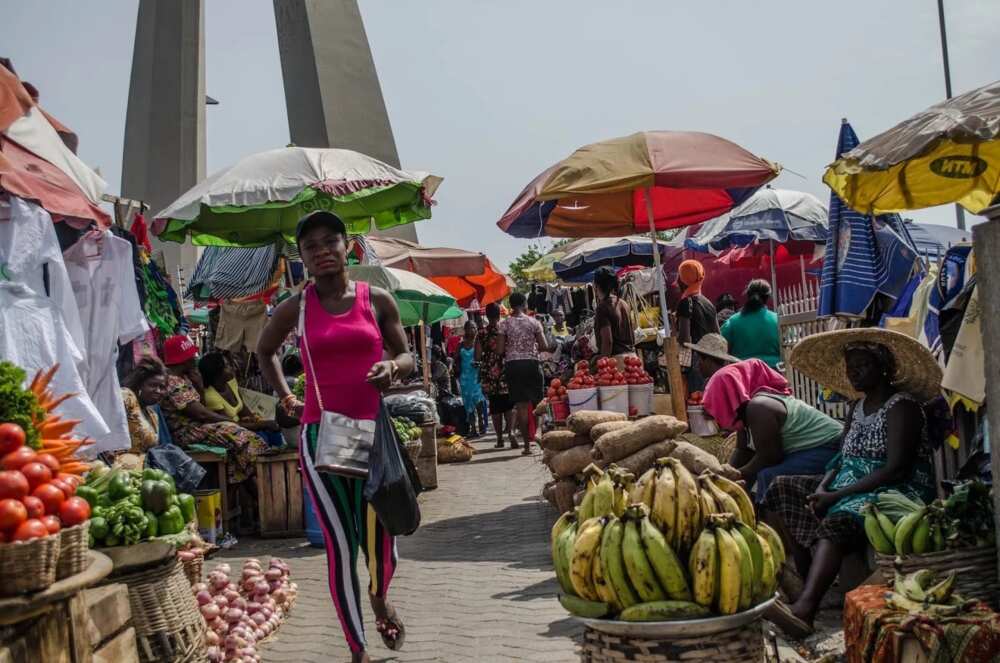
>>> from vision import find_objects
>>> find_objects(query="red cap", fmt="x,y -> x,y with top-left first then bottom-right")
163,334 -> 198,366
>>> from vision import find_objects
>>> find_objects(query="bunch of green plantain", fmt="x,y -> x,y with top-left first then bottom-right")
628,457 -> 757,559
551,501 -> 786,621
886,569 -> 976,618
864,501 -> 951,556
869,483 -> 995,555
577,463 -> 634,522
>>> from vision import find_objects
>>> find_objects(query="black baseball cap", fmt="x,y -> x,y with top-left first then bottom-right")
294,211 -> 347,243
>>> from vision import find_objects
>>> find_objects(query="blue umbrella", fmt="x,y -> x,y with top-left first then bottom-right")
553,235 -> 678,283
684,187 -> 829,253
819,120 -> 921,318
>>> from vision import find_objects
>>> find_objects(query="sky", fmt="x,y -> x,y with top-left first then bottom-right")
5,0 -> 999,270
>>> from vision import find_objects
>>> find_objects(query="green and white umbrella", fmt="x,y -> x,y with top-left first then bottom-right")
152,147 -> 443,247
348,265 -> 462,326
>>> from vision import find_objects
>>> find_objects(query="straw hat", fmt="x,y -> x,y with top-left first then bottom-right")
789,328 -> 942,402
685,333 -> 739,364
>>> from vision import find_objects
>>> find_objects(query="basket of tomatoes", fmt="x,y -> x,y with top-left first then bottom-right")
546,379 -> 570,422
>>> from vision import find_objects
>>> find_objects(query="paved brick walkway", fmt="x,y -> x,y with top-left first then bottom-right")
217,437 -> 580,662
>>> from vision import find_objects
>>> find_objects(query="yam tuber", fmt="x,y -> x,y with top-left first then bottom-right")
540,430 -> 592,452
591,415 -> 687,462
549,444 -> 596,478
566,410 -> 627,435
589,420 -> 633,442
669,440 -> 724,475
610,440 -> 677,477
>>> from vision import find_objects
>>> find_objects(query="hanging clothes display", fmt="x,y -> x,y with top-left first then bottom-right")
942,286 -> 984,411
214,300 -> 268,353
0,281 -> 109,445
0,196 -> 85,348
139,257 -> 184,334
64,230 -> 150,454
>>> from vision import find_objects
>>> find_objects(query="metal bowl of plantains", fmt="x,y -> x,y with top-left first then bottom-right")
577,595 -> 777,638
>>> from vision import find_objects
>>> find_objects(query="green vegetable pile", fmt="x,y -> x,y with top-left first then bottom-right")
80,466 -> 197,547
0,361 -> 44,449
392,416 -> 422,442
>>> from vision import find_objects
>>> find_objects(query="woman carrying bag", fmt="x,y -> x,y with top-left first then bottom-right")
257,211 -> 415,662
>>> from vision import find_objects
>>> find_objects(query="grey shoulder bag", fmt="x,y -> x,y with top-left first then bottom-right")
298,286 -> 375,478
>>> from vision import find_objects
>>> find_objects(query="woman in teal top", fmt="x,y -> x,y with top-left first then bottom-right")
721,279 -> 781,368
702,358 -> 843,504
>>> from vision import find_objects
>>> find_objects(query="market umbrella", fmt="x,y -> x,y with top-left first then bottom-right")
152,146 -> 443,247
366,237 -> 486,277
187,245 -> 281,302
429,258 -> 510,308
554,235 -> 672,283
819,121 -> 921,318
347,265 -> 462,327
904,220 -> 971,259
823,79 -> 1000,215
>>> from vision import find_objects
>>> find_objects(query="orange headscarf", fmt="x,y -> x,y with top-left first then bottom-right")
677,259 -> 705,299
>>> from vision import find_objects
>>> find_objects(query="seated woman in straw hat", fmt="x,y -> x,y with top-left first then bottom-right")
763,328 -> 941,638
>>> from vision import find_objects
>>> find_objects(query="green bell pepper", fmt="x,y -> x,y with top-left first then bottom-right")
96,493 -> 112,509
89,516 -> 109,540
177,493 -> 196,524
144,510 -> 158,538
104,533 -> 120,547
140,479 -> 173,514
108,472 -> 133,502
76,485 -> 100,508
157,505 -> 185,536
142,468 -> 176,492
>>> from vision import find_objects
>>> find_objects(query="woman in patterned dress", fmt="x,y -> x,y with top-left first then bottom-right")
477,302 -> 515,448
158,335 -> 267,484
120,356 -> 172,454
763,331 -> 940,637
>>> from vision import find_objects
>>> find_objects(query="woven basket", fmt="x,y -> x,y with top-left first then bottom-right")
404,439 -> 421,465
56,521 -> 90,580
875,545 -> 1000,608
109,556 -> 207,662
180,549 -> 204,587
0,531 -> 61,596
580,622 -> 764,662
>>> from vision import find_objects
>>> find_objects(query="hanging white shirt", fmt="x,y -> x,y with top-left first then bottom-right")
0,282 -> 109,449
0,196 -> 86,351
64,231 -> 149,454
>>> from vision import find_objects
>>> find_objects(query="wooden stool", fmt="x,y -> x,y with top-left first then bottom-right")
255,451 -> 304,538
189,451 -> 236,537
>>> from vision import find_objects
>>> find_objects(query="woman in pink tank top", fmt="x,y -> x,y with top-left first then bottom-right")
257,212 -> 414,662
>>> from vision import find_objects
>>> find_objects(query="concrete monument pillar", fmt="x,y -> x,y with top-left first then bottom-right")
121,0 -> 205,279
273,0 -> 417,241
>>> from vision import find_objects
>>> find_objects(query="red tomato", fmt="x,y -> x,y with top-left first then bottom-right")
22,495 -> 44,519
0,423 -> 25,456
0,498 -> 27,530
551,379 -> 562,389
32,483 -> 65,515
40,514 -> 61,534
34,453 -> 61,473
20,462 -> 53,492
50,479 -> 75,498
1,446 -> 37,471
0,470 -> 29,500
558,386 -> 567,396
12,518 -> 49,541
57,473 -> 81,488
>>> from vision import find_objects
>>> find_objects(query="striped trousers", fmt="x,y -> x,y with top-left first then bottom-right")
300,424 -> 398,653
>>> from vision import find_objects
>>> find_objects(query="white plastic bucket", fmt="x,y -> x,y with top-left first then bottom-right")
687,406 -> 720,436
599,385 -> 629,415
628,383 -> 653,416
568,387 -> 599,414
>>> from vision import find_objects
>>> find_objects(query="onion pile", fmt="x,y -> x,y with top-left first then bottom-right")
192,558 -> 298,662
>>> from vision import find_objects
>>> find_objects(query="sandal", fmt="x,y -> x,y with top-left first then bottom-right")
521,444 -> 533,456
375,611 -> 406,651
764,599 -> 814,640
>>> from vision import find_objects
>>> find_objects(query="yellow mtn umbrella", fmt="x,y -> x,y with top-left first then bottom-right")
823,79 -> 1000,215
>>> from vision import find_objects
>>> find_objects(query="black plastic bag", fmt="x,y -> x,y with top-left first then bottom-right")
145,443 -> 207,495
364,403 -> 422,536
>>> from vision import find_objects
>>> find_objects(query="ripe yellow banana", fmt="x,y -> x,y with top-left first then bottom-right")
697,484 -> 718,534
733,521 -> 764,601
622,515 -> 666,602
651,463 -> 677,543
618,600 -> 710,621
728,523 -> 754,611
754,532 -> 777,604
592,473 -> 616,519
570,517 -> 605,601
551,511 -> 575,553
688,528 -> 718,609
591,533 -> 621,611
578,482 -> 596,522
553,522 -> 578,596
631,467 -> 656,507
709,473 -> 757,527
756,521 -> 786,570
600,517 -> 639,610
701,475 -> 743,524
639,514 -> 692,601
714,527 -> 742,615
666,458 -> 700,553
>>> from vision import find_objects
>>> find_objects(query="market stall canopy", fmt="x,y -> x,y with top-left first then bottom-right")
348,265 -> 462,326
429,258 -> 510,308
152,146 -> 443,247
187,244 -> 282,302
523,238 -> 592,282
554,235 -> 678,283
905,220 -> 971,258
824,79 -> 1000,215
684,188 -> 828,253
0,63 -> 109,227
497,131 -> 780,238
366,236 -> 486,277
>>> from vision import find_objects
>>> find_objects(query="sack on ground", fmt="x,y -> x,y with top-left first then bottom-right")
364,404 -> 422,536
592,415 -> 686,462
438,437 -> 474,463
566,410 -> 627,435
540,430 -> 591,452
550,444 -> 596,478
